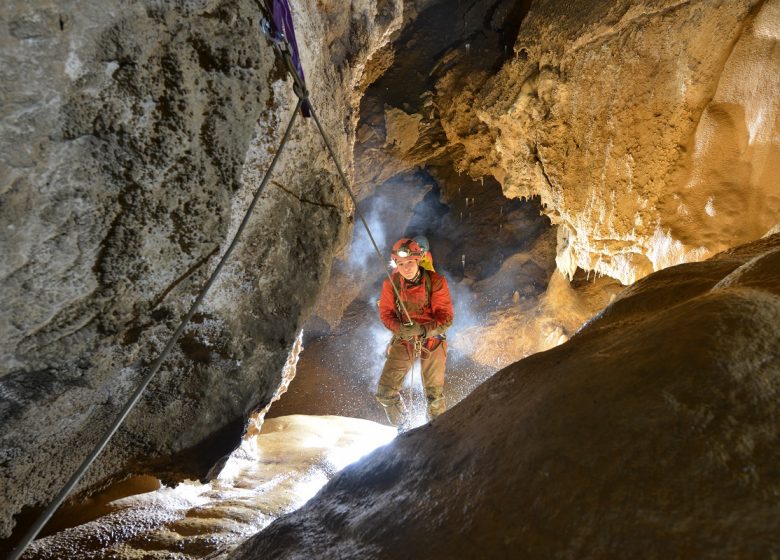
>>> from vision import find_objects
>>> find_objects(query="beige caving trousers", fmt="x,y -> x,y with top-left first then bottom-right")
375,338 -> 447,424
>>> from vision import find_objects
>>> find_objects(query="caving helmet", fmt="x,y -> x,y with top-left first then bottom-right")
391,237 -> 425,262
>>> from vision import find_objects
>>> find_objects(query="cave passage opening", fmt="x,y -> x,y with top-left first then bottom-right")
267,167 -> 560,427
2,1 -> 625,557
265,0 -> 609,426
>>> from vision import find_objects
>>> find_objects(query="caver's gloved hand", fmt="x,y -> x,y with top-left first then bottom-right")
398,321 -> 425,340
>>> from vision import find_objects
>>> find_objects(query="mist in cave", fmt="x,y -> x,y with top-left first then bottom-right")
2,0 -> 779,558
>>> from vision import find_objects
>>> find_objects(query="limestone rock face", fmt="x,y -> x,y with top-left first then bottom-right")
350,0 -> 780,287
446,0 -> 780,284
451,267 -> 622,369
0,0 -> 401,538
353,0 -> 527,195
230,233 -> 780,560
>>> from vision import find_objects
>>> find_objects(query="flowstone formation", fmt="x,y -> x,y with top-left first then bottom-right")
231,233 -> 780,560
352,0 -> 780,285
22,415 -> 396,559
0,0 -> 402,540
447,0 -> 780,284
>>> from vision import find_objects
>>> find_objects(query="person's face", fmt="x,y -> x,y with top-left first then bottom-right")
395,257 -> 420,280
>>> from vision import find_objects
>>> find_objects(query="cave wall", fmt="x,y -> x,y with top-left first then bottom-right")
0,0 -> 401,539
446,0 -> 780,284
236,2 -> 780,555
348,0 -> 780,287
3,0 -> 778,547
231,233 -> 780,560
354,0 -> 528,194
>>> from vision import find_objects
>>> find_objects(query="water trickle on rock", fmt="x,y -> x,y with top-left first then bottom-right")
27,416 -> 396,559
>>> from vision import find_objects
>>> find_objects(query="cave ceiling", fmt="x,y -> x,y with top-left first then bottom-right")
1,0 -> 779,556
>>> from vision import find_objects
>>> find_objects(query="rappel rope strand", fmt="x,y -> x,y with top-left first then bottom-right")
289,51 -> 426,425
8,100 -> 303,560
274,43 -> 414,327
268,20 -> 419,419
278,36 -> 424,423
309,104 -> 414,325
12,23 -> 415,559
410,338 -> 423,421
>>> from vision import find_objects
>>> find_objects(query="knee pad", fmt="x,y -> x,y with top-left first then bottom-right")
375,385 -> 401,407
424,386 -> 444,403
424,386 -> 446,419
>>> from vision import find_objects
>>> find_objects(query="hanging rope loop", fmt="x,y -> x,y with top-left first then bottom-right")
7,98 -> 305,560
293,80 -> 309,101
10,13 -> 413,558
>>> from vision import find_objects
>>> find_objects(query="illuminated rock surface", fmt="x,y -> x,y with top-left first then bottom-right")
231,234 -> 780,559
2,0 -> 779,555
354,0 -> 780,285
0,0 -> 401,538
22,415 -> 395,559
446,0 -> 780,284
272,183 -> 622,423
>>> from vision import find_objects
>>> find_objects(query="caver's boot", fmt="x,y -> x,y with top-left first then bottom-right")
425,386 -> 446,421
375,386 -> 408,427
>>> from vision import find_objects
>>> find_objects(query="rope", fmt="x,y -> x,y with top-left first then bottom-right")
8,99 -> 303,560
271,39 -> 414,326
274,31 -> 423,420
12,19 -> 415,559
297,58 -> 430,420
410,338 -> 423,419
307,102 -> 413,325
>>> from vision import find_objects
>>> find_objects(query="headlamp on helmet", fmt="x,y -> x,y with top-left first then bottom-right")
391,238 -> 424,262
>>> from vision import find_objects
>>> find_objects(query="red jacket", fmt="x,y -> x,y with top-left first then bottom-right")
379,269 -> 454,338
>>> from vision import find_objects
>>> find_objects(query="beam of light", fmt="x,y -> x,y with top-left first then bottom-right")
291,470 -> 331,507
326,423 -> 397,471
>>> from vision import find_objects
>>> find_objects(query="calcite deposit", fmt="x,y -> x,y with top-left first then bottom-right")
3,0 -> 779,556
353,0 -> 526,194
353,0 -> 780,285
22,415 -> 396,560
448,0 -> 780,284
231,233 -> 780,560
0,0 -> 402,540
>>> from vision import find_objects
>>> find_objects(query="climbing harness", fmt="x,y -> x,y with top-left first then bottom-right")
413,337 -> 423,360
10,7 -> 415,558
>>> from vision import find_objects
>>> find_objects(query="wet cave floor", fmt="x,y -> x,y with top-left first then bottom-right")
269,168 -> 579,423
16,172 -> 573,560
12,165 -> 621,560
20,416 -> 396,560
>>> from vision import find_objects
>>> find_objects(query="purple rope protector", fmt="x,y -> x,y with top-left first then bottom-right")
270,0 -> 311,116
